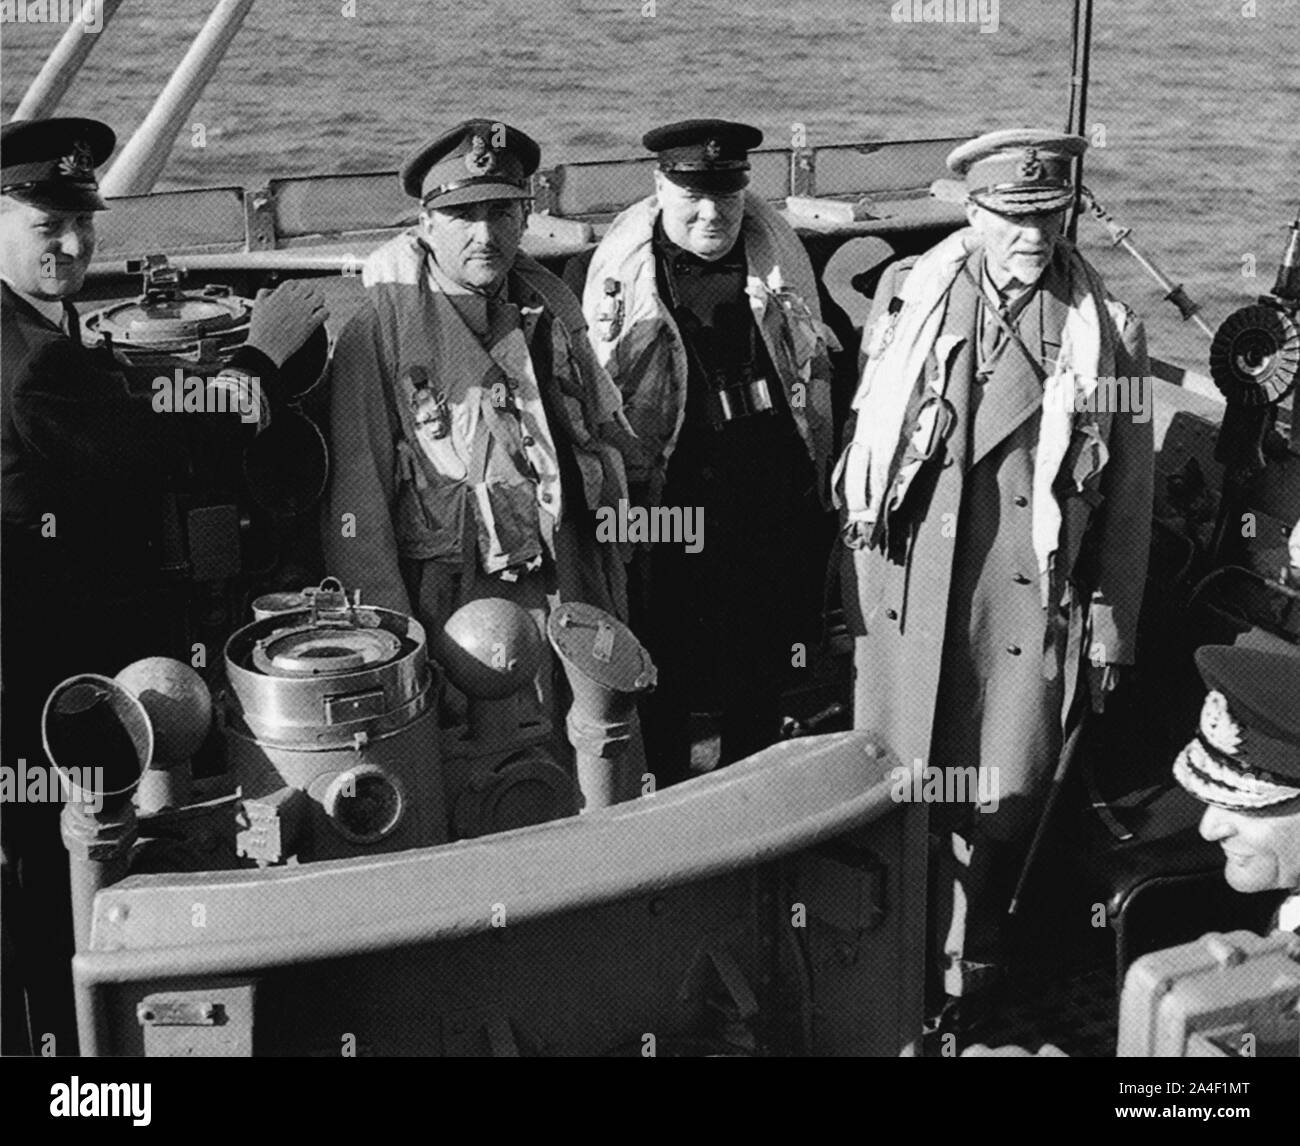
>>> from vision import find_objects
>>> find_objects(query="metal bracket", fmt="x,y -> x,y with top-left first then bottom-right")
790,147 -> 816,198
236,786 -> 306,866
138,981 -> 255,1056
244,185 -> 278,251
530,166 -> 563,215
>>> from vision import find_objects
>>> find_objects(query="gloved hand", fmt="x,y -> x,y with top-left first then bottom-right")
246,281 -> 329,368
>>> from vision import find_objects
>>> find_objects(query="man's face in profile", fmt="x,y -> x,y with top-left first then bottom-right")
0,196 -> 97,300
1199,798 -> 1300,895
420,198 -> 525,293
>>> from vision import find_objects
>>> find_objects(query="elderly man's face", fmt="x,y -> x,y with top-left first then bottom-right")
1199,799 -> 1300,895
420,198 -> 525,293
0,196 -> 96,300
655,172 -> 745,261
967,202 -> 1064,293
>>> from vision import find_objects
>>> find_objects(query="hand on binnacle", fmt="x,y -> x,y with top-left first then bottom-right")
247,280 -> 330,368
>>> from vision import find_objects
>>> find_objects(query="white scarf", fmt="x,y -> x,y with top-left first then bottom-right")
839,228 -> 1123,601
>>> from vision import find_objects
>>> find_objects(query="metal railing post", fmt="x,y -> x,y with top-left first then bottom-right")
100,0 -> 255,198
11,0 -> 126,120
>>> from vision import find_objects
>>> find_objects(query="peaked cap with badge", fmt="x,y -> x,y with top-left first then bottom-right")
946,127 -> 1087,216
400,119 -> 541,210
643,118 -> 763,194
1173,645 -> 1300,811
0,116 -> 116,212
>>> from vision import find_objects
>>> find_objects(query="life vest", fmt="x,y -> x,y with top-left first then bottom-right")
363,231 -> 628,575
581,193 -> 837,505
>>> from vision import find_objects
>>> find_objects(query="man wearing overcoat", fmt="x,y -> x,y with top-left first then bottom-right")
323,120 -> 635,781
835,128 -> 1155,1026
573,119 -> 838,787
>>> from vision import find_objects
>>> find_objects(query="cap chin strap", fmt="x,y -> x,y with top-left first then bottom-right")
421,175 -> 528,207
658,159 -> 750,173
969,196 -> 1071,222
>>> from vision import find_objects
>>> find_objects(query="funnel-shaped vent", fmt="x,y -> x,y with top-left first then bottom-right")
41,675 -> 154,802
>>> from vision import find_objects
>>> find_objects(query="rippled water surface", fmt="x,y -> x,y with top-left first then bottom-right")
3,0 -> 1297,365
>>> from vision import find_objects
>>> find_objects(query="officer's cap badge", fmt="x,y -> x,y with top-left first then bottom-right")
1200,690 -> 1243,756
464,135 -> 497,176
704,138 -> 721,161
58,140 -> 97,180
1017,148 -> 1044,182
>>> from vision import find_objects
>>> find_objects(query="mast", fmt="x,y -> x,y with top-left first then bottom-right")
100,0 -> 256,198
1065,0 -> 1094,242
11,0 -> 126,120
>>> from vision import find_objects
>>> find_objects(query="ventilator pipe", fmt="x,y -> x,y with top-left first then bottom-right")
115,658 -> 213,814
43,675 -> 153,953
548,604 -> 657,811
11,0 -> 126,120
434,598 -> 547,747
100,0 -> 255,198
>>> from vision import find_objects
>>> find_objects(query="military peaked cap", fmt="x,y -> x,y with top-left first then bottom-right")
401,119 -> 540,209
0,117 -> 115,212
947,127 -> 1087,216
1173,644 -> 1300,810
643,119 -> 763,194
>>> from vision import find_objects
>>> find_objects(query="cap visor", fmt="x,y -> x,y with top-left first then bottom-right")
424,182 -> 532,210
662,169 -> 749,194
1173,737 -> 1300,810
8,185 -> 109,213
971,188 -> 1073,216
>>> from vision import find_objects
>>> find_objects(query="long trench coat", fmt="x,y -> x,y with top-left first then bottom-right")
842,245 -> 1154,846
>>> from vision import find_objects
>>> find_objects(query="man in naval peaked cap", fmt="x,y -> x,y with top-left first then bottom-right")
1,117 -> 327,1054
324,119 -> 640,813
570,119 -> 837,789
0,116 -> 115,213
834,127 -> 1155,1033
1173,645 -> 1300,933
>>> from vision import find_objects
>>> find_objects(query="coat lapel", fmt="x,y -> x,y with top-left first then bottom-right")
935,263 -> 979,469
969,298 -> 1044,468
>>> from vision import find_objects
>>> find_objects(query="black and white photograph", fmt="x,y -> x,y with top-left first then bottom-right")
0,0 -> 1296,1113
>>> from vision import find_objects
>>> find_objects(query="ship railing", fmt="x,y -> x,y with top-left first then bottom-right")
88,137 -> 971,266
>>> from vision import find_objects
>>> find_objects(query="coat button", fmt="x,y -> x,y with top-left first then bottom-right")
1013,494 -> 1029,508
885,608 -> 899,621
1012,572 -> 1031,585
541,492 -> 553,504
1006,644 -> 1021,655
522,435 -> 536,447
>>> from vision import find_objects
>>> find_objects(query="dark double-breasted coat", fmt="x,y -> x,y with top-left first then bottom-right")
1,282 -> 273,1052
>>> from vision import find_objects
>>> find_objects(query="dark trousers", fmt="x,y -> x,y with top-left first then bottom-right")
629,417 -> 821,789
634,560 -> 788,787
